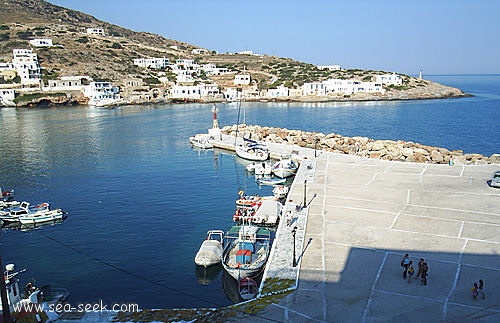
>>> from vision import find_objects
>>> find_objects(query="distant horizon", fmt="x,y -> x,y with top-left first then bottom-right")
47,0 -> 500,75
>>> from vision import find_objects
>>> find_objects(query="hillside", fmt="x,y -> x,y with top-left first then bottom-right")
0,0 -> 467,103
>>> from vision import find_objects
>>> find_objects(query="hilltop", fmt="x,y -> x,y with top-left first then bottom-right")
0,0 -> 467,106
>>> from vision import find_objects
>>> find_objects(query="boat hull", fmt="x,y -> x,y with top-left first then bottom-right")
18,209 -> 65,225
195,240 -> 223,267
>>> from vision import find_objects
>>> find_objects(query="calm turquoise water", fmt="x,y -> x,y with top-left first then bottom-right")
0,75 -> 498,309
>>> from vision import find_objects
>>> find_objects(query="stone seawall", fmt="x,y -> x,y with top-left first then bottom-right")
222,124 -> 500,165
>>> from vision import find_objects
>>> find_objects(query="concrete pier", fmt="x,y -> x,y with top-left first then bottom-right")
226,138 -> 500,322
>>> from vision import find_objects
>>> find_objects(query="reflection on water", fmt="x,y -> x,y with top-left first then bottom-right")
195,263 -> 223,286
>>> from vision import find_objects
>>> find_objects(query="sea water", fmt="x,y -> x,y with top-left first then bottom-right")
0,75 -> 498,309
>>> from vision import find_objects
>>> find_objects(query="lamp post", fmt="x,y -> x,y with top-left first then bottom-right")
314,139 -> 318,158
303,180 -> 307,208
292,226 -> 297,267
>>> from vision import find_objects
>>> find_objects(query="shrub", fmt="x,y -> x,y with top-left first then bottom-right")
76,36 -> 89,43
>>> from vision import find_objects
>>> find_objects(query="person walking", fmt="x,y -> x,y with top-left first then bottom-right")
416,258 -> 425,279
420,262 -> 428,286
478,279 -> 486,299
401,254 -> 410,279
471,283 -> 479,300
407,261 -> 415,284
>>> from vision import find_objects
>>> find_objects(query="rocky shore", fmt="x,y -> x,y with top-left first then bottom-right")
222,124 -> 500,165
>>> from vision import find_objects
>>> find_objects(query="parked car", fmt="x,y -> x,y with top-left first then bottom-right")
490,171 -> 500,188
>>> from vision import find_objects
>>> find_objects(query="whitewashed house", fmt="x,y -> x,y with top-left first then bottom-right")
12,49 -> 41,86
234,73 -> 251,86
83,81 -> 120,107
302,82 -> 326,96
29,38 -> 53,47
46,76 -> 89,91
133,57 -> 170,69
265,85 -> 290,98
170,84 -> 220,100
222,88 -> 240,101
192,48 -> 209,54
375,73 -> 403,85
175,59 -> 198,70
0,89 -> 15,106
86,28 -> 105,36
317,64 -> 341,71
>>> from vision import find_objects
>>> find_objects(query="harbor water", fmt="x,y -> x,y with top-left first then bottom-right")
0,75 -> 498,309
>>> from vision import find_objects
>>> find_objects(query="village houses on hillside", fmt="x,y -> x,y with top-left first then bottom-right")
0,24 -> 405,107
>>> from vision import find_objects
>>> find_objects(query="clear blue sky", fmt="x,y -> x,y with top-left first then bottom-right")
48,0 -> 500,75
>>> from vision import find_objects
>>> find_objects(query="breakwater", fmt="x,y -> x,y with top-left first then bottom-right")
221,124 -> 500,165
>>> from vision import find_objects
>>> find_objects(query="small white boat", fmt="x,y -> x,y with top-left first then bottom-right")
255,177 -> 286,186
254,162 -> 273,176
272,159 -> 299,178
194,230 -> 224,267
251,198 -> 282,226
7,201 -> 67,225
239,277 -> 258,300
272,185 -> 289,199
222,225 -> 271,280
1,201 -> 51,224
189,134 -> 213,149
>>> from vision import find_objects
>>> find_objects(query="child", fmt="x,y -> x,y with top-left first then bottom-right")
407,261 -> 415,283
471,283 -> 479,300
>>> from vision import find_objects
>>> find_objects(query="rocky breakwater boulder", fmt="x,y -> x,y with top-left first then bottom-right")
221,124 -> 500,165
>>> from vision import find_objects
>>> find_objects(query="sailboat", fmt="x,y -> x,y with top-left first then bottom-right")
234,93 -> 269,161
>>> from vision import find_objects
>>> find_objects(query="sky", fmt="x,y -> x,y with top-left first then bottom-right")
47,0 -> 500,75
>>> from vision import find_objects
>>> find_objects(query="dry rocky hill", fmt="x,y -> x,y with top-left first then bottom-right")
0,0 -> 467,105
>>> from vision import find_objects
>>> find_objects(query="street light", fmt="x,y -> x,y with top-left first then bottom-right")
292,226 -> 297,267
303,180 -> 307,208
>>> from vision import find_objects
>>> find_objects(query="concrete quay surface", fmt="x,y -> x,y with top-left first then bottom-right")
229,141 -> 500,322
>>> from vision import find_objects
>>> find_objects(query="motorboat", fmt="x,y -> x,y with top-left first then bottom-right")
194,230 -> 224,267
272,159 -> 299,178
239,277 -> 259,300
222,225 -> 271,280
189,134 -> 213,149
272,185 -> 290,199
6,201 -> 67,225
251,198 -> 282,226
254,162 -> 273,176
0,201 -> 51,224
255,177 -> 286,186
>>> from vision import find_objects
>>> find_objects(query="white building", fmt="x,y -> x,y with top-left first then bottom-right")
29,38 -> 53,47
304,78 -> 385,96
234,73 -> 251,85
133,57 -> 170,69
170,84 -> 220,100
302,82 -> 326,96
0,89 -> 15,106
265,85 -> 290,98
192,48 -> 209,54
375,73 -> 403,85
12,49 -> 41,86
83,81 -> 120,107
317,65 -> 341,71
86,28 -> 105,36
46,76 -> 89,91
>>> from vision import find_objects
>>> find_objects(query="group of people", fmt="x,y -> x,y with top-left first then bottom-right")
471,279 -> 486,300
401,254 -> 428,285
